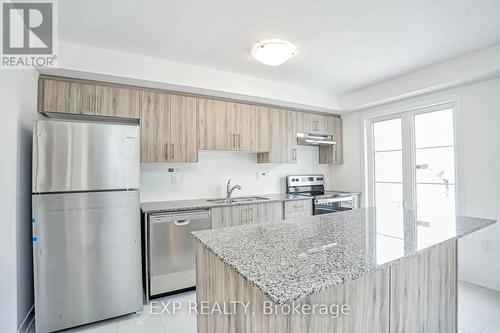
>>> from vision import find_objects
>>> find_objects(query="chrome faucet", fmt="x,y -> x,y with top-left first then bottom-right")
226,179 -> 242,201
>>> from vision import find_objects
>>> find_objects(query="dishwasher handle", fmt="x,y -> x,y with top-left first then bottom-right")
150,210 -> 210,224
174,219 -> 190,226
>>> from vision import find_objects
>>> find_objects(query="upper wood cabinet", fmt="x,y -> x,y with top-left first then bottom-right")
140,91 -> 198,163
319,116 -> 343,164
40,79 -> 94,115
257,108 -> 297,163
37,76 -> 343,165
95,85 -> 140,119
198,100 -> 270,152
297,112 -> 329,134
39,77 -> 140,119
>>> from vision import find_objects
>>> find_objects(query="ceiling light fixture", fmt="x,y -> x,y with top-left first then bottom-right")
251,39 -> 297,66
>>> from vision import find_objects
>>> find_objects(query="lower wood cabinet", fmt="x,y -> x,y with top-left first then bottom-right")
211,202 -> 283,229
283,199 -> 313,220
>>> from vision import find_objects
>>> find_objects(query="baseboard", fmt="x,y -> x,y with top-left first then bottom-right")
18,305 -> 35,333
459,278 -> 500,293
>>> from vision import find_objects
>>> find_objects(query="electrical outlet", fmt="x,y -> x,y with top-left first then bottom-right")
482,239 -> 493,253
256,171 -> 270,181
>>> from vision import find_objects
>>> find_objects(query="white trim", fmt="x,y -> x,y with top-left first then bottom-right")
361,94 -> 462,214
17,305 -> 34,333
459,278 -> 500,293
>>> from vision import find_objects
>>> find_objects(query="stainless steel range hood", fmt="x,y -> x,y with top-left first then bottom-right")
297,133 -> 336,146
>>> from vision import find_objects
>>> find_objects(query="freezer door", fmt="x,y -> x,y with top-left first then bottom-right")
33,120 -> 140,193
32,191 -> 143,333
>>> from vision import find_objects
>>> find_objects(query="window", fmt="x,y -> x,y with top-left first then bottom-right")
365,103 -> 457,221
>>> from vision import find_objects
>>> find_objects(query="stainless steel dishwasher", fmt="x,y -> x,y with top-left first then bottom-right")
148,210 -> 211,297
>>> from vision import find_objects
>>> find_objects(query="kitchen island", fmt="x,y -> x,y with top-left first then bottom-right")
192,208 -> 495,333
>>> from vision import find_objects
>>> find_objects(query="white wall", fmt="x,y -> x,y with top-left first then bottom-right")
332,76 -> 500,291
338,44 -> 500,110
0,70 -> 40,333
140,146 -> 332,202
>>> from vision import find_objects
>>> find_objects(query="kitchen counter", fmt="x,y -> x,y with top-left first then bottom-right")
193,207 -> 495,332
140,193 -> 312,214
193,207 -> 495,304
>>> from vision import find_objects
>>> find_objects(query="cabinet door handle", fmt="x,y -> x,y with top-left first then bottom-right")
242,208 -> 248,224
232,134 -> 235,149
165,144 -> 169,160
171,143 -> 174,160
238,134 -> 241,149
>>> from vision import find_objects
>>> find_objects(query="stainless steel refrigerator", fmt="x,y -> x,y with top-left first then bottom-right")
32,119 -> 143,333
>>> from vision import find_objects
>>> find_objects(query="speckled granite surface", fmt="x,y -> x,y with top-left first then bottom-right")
140,193 -> 310,214
192,207 -> 496,304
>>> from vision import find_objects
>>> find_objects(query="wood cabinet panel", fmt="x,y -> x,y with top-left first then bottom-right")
169,94 -> 198,162
95,85 -> 140,119
198,99 -> 232,150
40,78 -> 140,118
257,108 -> 297,163
283,199 -> 313,220
297,112 -> 328,134
140,91 -> 170,162
255,106 -> 270,152
41,79 -> 95,115
319,117 -> 343,164
389,239 -> 457,333
211,202 -> 283,229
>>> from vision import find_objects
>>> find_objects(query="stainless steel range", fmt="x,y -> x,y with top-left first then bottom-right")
286,174 -> 360,215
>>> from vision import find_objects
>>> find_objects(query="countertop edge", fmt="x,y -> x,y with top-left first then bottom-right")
140,194 -> 315,214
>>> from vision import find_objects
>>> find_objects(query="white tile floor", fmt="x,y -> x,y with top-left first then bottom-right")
30,281 -> 500,332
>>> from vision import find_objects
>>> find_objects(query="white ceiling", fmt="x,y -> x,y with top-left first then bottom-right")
59,0 -> 500,95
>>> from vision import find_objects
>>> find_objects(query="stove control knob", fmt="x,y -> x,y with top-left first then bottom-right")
317,177 -> 323,181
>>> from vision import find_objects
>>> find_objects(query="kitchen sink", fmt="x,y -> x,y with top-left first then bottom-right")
206,196 -> 270,204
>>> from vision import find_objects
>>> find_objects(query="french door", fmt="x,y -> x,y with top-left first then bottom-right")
366,103 -> 457,220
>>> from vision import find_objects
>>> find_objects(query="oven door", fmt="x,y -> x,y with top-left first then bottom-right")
314,196 -> 354,215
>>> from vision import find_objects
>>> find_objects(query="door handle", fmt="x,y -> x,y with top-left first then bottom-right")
165,144 -> 169,160
174,220 -> 191,226
171,143 -> 174,160
238,134 -> 241,149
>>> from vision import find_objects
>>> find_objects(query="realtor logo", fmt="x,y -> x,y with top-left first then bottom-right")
1,0 -> 57,68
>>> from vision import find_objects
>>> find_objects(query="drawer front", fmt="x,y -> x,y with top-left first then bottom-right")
284,199 -> 312,220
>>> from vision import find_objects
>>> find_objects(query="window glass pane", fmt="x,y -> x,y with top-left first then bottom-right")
375,183 -> 403,210
375,151 -> 403,182
374,118 -> 402,151
414,109 -> 454,148
416,184 -> 455,217
416,147 -> 455,184
375,202 -> 404,238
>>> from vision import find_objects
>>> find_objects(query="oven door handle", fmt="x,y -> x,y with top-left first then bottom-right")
315,196 -> 353,204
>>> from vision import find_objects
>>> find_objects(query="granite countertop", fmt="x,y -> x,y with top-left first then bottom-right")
140,193 -> 312,214
192,207 -> 496,304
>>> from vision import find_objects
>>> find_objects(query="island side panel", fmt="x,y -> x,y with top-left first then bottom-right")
196,242 -> 390,333
389,239 -> 457,333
